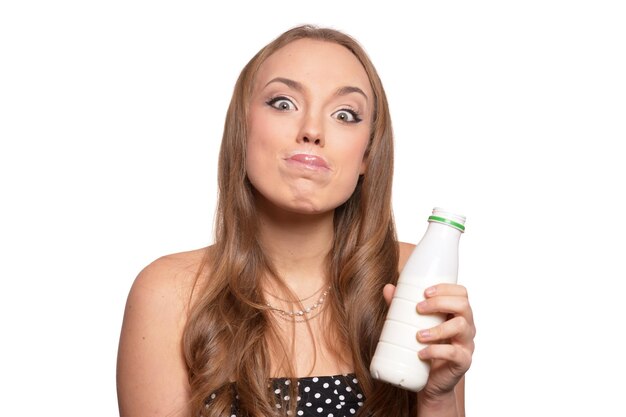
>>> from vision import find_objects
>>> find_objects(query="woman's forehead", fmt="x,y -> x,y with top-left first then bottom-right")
253,39 -> 372,98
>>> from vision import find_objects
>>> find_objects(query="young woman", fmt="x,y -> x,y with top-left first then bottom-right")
117,25 -> 475,417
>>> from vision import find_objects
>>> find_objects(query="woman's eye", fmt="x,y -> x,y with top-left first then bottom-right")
266,97 -> 296,111
333,109 -> 361,123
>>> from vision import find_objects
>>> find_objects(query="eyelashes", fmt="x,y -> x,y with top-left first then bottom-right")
266,96 -> 297,111
332,109 -> 362,123
265,96 -> 363,124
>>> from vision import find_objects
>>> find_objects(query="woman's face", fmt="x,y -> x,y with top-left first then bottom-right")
246,38 -> 373,215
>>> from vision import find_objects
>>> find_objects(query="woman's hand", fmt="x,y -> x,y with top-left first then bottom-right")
383,283 -> 475,401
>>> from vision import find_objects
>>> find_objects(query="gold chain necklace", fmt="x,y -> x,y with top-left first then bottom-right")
266,282 -> 327,303
266,286 -> 331,323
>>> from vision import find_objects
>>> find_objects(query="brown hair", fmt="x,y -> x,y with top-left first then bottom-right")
183,25 -> 413,417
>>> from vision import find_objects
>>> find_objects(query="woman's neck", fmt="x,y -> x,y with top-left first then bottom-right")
256,200 -> 334,296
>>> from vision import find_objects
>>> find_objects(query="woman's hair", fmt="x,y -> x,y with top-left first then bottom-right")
183,25 -> 413,417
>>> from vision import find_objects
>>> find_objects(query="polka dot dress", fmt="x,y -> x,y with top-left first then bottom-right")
207,374 -> 364,416
281,374 -> 363,416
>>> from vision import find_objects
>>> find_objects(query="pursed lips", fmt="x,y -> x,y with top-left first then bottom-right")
284,153 -> 331,171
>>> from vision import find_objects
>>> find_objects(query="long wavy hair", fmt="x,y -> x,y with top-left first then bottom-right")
183,25 -> 413,417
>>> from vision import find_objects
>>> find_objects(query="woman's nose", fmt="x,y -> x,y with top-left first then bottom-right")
302,135 -> 323,146
298,112 -> 325,147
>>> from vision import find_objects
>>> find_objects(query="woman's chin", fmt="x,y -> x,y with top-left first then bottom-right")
260,197 -> 336,218
278,201 -> 333,216
251,186 -> 352,218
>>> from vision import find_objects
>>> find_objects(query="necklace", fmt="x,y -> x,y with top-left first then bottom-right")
266,286 -> 331,323
266,282 -> 327,303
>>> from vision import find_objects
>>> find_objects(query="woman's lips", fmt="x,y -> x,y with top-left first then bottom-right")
285,153 -> 330,170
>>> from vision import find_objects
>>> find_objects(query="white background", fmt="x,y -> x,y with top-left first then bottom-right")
1,1 -> 625,415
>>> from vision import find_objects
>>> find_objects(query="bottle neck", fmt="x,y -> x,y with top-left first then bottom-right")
423,220 -> 463,242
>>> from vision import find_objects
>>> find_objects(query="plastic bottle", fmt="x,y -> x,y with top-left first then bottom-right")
370,207 -> 466,392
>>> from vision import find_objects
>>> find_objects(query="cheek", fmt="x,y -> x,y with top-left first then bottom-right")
247,110 -> 271,146
340,131 -> 370,174
247,110 -> 297,153
245,115 -> 291,185
246,112 -> 273,172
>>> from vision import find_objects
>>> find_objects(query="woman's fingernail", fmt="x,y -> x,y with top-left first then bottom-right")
418,329 -> 430,339
425,287 -> 436,297
417,301 -> 427,312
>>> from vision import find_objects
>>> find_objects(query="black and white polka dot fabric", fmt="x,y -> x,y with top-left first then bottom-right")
208,373 -> 364,416
278,374 -> 364,416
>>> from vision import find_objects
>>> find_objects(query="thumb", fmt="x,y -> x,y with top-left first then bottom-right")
382,283 -> 396,306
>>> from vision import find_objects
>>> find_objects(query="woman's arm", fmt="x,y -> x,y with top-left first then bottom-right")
117,254 -> 199,417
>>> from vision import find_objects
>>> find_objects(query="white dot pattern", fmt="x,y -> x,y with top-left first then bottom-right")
205,374 -> 364,416
278,374 -> 362,417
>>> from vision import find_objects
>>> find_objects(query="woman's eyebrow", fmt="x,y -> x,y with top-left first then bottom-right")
335,86 -> 368,102
264,77 -> 304,92
264,77 -> 368,102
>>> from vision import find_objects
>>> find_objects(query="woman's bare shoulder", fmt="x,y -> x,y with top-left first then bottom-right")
140,246 -> 210,280
117,246 -> 211,417
132,246 -> 211,304
397,241 -> 416,272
